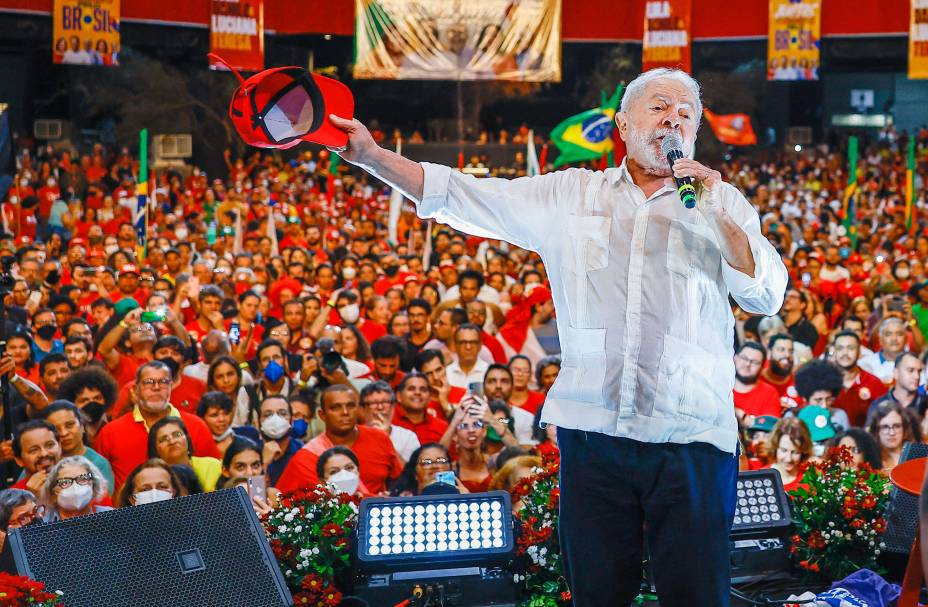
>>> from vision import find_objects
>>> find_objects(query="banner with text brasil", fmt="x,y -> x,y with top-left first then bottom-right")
53,0 -> 120,66
767,0 -> 821,81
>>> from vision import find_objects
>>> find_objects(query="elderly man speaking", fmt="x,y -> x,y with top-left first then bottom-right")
330,68 -> 787,606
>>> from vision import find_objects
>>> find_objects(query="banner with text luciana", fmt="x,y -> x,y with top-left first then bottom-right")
767,0 -> 821,81
53,0 -> 120,66
209,0 -> 264,73
910,0 -> 928,79
642,0 -> 691,73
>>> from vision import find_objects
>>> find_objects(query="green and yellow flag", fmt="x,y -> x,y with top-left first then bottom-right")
551,84 -> 623,167
841,136 -> 859,249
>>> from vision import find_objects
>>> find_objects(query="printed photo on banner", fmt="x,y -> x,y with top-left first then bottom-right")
642,0 -> 691,73
209,0 -> 265,73
52,0 -> 120,66
353,0 -> 561,82
767,0 -> 821,81
909,0 -> 928,79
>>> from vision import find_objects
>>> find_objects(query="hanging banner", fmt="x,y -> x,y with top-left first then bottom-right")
910,0 -> 928,79
642,0 -> 692,73
209,0 -> 264,73
353,0 -> 561,82
53,0 -> 120,66
767,0 -> 821,81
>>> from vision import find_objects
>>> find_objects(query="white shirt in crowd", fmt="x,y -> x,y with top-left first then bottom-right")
446,358 -> 490,390
415,159 -> 787,454
389,425 -> 421,463
857,350 -> 896,385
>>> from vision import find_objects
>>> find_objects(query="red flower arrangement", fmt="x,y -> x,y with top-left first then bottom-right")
509,453 -> 571,607
263,484 -> 360,607
0,573 -> 63,606
788,445 -> 890,580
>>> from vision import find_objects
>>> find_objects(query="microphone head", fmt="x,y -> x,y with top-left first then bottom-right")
660,131 -> 684,158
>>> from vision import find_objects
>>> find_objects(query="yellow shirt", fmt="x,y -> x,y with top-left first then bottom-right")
190,456 -> 223,493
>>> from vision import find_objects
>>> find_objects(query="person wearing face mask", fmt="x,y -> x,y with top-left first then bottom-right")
197,391 -> 260,455
254,340 -> 295,402
31,308 -> 63,364
317,446 -> 370,497
257,395 -> 303,486
95,361 -> 220,490
40,455 -> 112,522
116,458 -> 184,508
276,385 -> 402,496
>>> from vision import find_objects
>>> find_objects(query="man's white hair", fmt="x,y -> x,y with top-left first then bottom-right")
620,68 -> 702,128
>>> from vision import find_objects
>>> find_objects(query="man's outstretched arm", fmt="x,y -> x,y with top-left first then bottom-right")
328,115 -> 424,202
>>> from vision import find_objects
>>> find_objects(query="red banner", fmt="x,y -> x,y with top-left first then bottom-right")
703,109 -> 757,146
209,0 -> 264,73
642,0 -> 691,72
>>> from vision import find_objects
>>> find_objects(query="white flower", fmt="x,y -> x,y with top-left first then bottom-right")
278,525 -> 288,533
875,549 -> 881,555
312,546 -> 320,555
294,525 -> 303,533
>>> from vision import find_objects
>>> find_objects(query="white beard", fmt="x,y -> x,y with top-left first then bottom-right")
624,122 -> 695,176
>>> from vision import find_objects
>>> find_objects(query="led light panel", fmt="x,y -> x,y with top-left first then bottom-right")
356,491 -> 514,571
731,470 -> 792,538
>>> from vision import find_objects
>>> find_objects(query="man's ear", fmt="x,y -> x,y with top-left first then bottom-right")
615,112 -> 629,142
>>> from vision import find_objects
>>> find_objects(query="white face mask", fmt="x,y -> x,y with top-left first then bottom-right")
328,469 -> 360,495
342,266 -> 357,280
133,489 -> 173,505
104,244 -> 119,255
252,284 -> 266,296
175,227 -> 189,240
897,269 -> 911,279
339,303 -> 360,324
57,483 -> 94,511
20,179 -> 29,187
261,414 -> 291,440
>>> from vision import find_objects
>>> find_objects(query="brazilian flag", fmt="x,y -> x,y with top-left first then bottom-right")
551,84 -> 623,167
841,136 -> 859,248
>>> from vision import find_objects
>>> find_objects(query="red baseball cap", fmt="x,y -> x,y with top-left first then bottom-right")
68,237 -> 87,250
210,53 -> 354,150
118,264 -> 140,277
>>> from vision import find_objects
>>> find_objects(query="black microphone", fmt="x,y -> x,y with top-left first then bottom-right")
660,132 -> 697,209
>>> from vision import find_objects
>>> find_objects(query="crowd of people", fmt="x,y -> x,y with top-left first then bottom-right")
0,123 -> 925,557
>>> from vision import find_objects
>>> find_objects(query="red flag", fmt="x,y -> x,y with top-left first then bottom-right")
457,151 -> 464,170
703,109 -> 757,146
597,152 -> 609,171
538,144 -> 548,175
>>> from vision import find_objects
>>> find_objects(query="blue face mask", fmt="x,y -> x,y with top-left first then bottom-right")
839,246 -> 850,260
263,359 -> 285,384
291,418 -> 309,439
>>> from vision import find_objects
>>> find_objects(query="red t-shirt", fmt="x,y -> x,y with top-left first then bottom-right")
834,369 -> 887,428
224,319 -> 264,359
359,319 -> 387,345
511,391 -> 546,416
276,426 -> 403,496
392,408 -> 449,445
426,386 -> 466,420
95,407 -> 221,490
733,382 -> 782,418
185,319 -> 214,344
106,352 -> 151,391
759,369 -> 798,409
113,375 -> 207,417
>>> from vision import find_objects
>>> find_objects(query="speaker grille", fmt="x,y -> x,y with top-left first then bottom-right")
883,442 -> 928,555
13,489 -> 289,607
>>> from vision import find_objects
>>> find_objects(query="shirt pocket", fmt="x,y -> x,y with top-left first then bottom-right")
561,214 -> 611,328
652,334 -> 732,424
666,219 -> 720,280
549,325 -> 607,405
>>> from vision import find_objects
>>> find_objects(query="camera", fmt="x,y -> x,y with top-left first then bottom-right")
316,337 -> 343,375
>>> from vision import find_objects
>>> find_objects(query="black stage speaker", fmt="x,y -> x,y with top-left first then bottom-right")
883,442 -> 928,555
1,487 -> 293,607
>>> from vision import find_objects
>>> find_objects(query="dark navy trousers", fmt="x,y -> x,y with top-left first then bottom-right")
557,428 -> 738,607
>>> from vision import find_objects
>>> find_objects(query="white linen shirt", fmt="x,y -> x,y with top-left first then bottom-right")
415,160 -> 788,454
